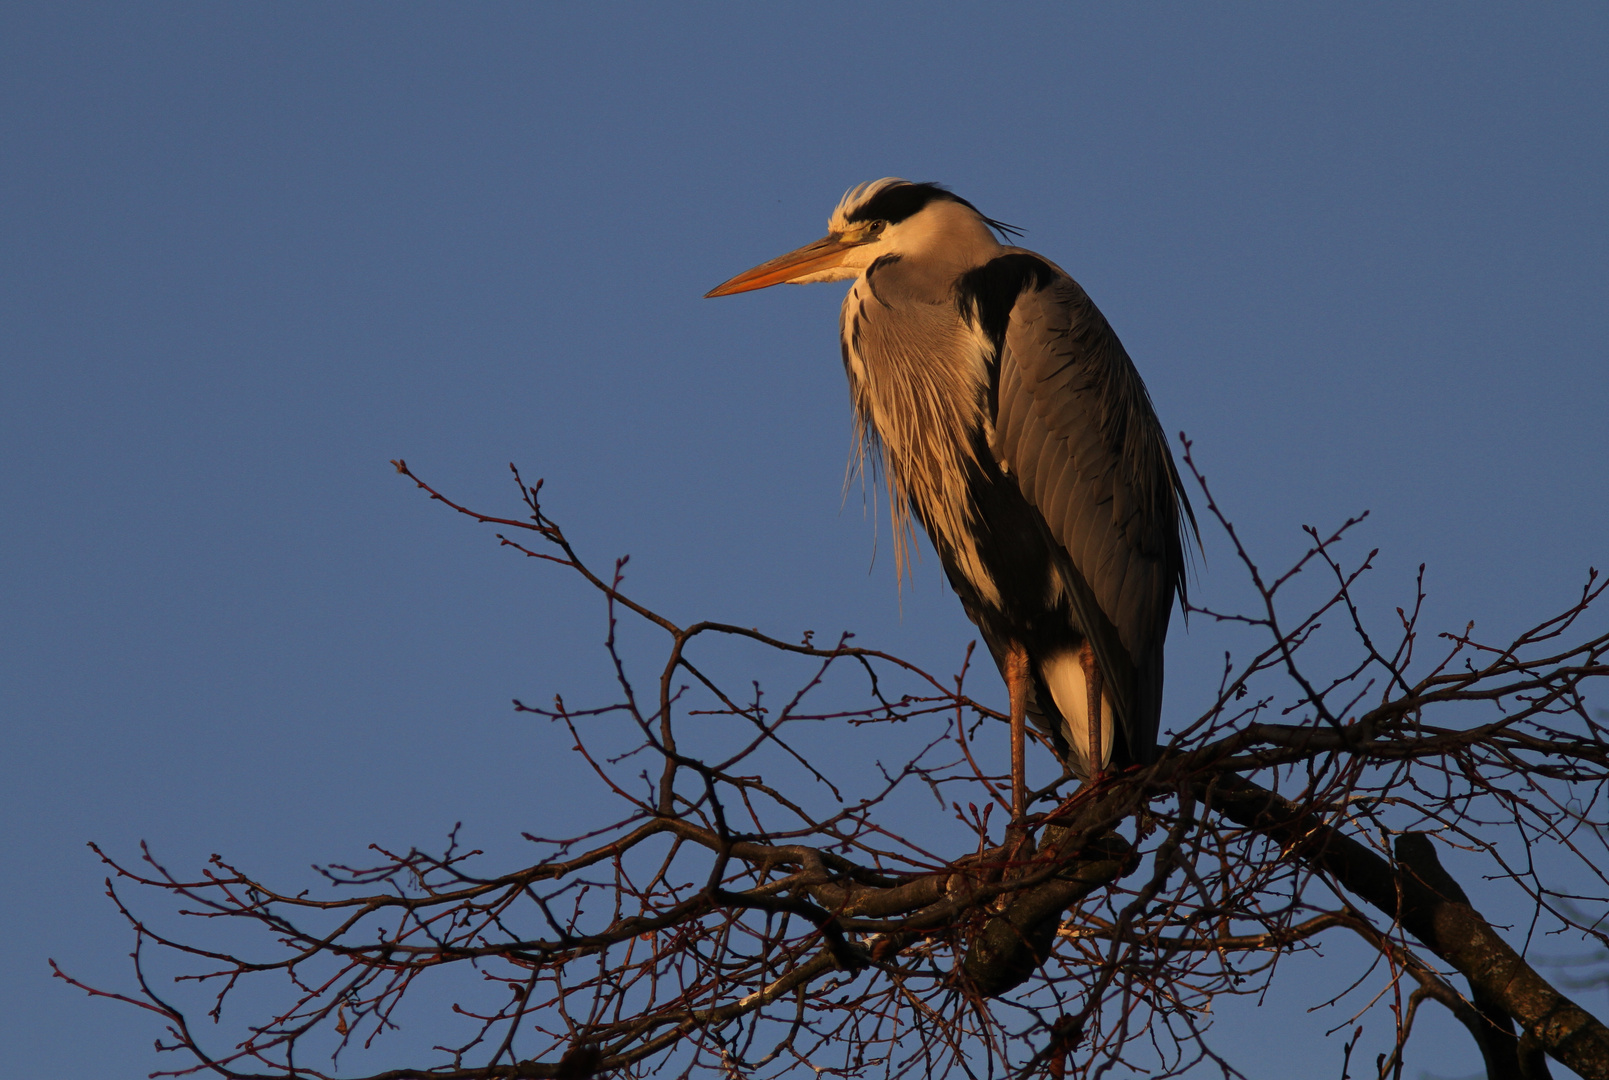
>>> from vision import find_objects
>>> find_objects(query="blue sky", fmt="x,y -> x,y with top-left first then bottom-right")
2,6 -> 1606,1077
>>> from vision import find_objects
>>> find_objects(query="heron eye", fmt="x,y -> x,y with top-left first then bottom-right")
866,221 -> 887,237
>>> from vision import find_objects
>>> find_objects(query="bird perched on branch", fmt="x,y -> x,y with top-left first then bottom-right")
707,179 -> 1194,809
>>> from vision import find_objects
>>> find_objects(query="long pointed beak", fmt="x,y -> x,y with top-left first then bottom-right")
704,234 -> 859,298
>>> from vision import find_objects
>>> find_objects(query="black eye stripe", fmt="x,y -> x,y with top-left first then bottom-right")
843,182 -> 1021,240
845,182 -> 957,225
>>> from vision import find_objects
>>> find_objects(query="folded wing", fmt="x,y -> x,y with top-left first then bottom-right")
989,266 -> 1193,762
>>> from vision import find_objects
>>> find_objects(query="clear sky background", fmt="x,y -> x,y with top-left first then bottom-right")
2,6 -> 1606,1078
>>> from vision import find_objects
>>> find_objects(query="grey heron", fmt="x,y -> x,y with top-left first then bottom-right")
707,179 -> 1194,811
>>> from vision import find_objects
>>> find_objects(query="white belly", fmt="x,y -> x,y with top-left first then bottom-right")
1042,650 -> 1115,771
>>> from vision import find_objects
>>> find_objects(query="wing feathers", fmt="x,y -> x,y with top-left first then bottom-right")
983,257 -> 1191,756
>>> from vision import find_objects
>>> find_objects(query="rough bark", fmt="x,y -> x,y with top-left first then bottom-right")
962,831 -> 1135,997
1396,833 -> 1552,1080
1199,773 -> 1606,1079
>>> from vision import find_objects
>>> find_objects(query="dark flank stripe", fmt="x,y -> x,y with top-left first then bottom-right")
955,254 -> 1061,349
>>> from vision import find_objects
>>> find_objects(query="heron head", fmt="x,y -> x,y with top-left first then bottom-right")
704,179 -> 1014,298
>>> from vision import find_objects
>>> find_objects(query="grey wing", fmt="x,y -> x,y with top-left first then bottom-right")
991,275 -> 1193,760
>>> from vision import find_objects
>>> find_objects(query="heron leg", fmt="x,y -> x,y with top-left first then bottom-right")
1080,642 -> 1105,783
1004,642 -> 1031,824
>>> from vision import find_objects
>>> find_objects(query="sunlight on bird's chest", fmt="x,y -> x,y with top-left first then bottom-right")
840,281 -> 1001,607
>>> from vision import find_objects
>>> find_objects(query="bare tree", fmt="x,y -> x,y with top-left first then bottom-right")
55,446 -> 1609,1080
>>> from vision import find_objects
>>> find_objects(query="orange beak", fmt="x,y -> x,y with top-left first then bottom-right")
704,234 -> 861,297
